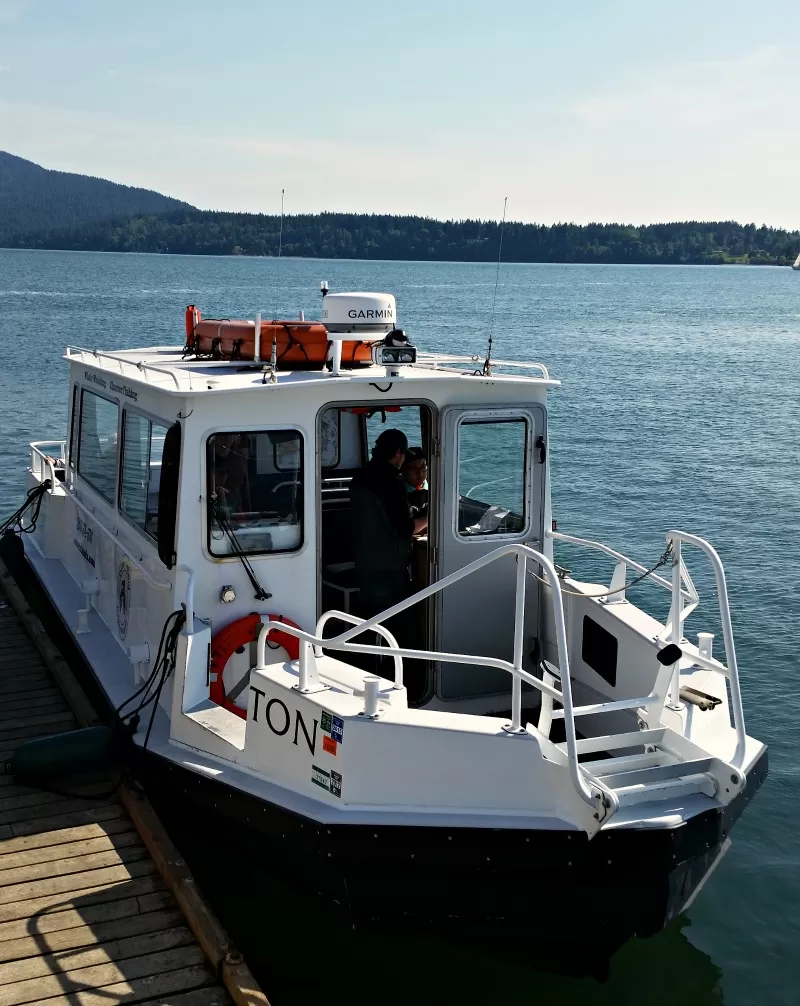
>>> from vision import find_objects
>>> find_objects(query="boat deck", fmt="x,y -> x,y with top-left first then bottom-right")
0,573 -> 260,1006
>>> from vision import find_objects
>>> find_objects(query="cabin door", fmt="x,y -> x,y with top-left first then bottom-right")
435,406 -> 546,701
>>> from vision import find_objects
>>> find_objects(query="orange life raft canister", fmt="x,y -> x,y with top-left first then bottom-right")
184,306 -> 375,368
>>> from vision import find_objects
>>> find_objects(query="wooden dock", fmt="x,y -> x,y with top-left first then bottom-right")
0,563 -> 267,1006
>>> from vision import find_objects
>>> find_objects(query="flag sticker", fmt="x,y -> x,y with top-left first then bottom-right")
320,709 -> 344,745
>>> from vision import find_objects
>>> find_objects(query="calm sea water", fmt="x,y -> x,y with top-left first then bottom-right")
1,249 -> 798,1003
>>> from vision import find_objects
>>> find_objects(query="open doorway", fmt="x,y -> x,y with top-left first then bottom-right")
317,401 -> 435,704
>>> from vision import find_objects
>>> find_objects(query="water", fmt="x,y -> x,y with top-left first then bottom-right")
1,249 -> 798,1002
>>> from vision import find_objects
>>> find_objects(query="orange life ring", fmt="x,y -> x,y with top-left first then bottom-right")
209,612 -> 301,720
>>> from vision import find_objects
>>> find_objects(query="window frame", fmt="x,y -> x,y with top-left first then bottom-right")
68,383 -> 79,471
75,386 -> 121,504
117,406 -> 171,543
204,427 -> 306,560
452,410 -> 534,543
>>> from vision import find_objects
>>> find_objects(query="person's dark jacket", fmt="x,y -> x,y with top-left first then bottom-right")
350,460 -> 414,577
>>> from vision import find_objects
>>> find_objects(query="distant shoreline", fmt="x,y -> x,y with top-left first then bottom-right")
0,244 -> 796,267
4,210 -> 799,268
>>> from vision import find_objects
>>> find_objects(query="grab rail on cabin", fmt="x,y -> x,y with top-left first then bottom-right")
65,346 -> 187,391
30,440 -> 66,490
412,353 -> 553,382
256,543 -> 620,822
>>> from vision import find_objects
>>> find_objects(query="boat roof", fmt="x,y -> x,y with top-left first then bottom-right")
65,345 -> 560,396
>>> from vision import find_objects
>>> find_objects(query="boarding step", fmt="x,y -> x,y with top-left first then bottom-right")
558,729 -> 721,808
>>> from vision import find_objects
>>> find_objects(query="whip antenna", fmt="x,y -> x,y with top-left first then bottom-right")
483,196 -> 507,376
275,188 -> 285,313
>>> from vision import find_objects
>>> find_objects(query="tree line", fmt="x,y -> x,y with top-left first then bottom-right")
6,208 -> 800,266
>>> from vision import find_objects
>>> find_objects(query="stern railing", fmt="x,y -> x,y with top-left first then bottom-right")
255,543 -> 619,821
549,527 -> 746,768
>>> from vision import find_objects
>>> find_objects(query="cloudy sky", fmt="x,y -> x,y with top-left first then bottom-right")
1,0 -> 798,227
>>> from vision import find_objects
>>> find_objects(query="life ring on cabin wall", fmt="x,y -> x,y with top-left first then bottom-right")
209,612 -> 301,720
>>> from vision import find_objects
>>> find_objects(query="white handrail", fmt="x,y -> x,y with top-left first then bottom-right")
256,543 -> 615,818
412,353 -> 553,381
29,441 -> 65,490
312,609 -> 404,688
548,529 -> 697,604
667,530 -> 747,767
177,564 -> 195,629
66,346 -> 185,391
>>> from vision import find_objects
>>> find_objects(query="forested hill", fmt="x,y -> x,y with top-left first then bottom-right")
6,208 -> 799,265
0,151 -> 193,245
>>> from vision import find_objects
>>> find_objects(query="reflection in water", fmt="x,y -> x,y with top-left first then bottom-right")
157,800 -> 724,1006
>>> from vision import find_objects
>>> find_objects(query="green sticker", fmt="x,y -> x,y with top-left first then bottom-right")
311,765 -> 330,790
321,710 -> 332,733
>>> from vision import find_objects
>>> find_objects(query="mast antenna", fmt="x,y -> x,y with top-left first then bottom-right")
483,196 -> 507,377
276,188 -> 285,313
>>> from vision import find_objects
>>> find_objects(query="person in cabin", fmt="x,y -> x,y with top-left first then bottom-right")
349,429 -> 427,621
401,448 -> 429,519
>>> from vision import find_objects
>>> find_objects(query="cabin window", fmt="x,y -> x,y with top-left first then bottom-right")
366,407 -> 423,461
207,429 -> 304,557
77,389 -> 119,502
457,418 -> 527,536
119,411 -> 171,538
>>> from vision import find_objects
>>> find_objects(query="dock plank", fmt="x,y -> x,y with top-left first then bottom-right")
0,907 -> 183,963
19,963 -> 217,1006
0,924 -> 196,984
0,828 -> 140,871
0,875 -> 164,924
0,944 -> 206,1005
0,891 -> 174,943
0,842 -> 150,888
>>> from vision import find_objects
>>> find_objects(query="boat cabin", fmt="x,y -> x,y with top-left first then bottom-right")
43,290 -> 554,716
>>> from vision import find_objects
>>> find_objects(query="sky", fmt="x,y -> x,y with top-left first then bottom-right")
1,0 -> 799,227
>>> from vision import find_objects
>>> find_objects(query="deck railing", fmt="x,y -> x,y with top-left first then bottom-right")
255,542 -> 618,820
549,527 -> 746,767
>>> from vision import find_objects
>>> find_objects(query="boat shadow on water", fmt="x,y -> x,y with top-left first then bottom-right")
154,796 -> 725,1006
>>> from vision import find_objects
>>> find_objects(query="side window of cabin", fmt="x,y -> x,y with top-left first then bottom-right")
77,389 -> 119,502
207,430 -> 303,556
119,412 -> 171,538
457,418 -> 527,536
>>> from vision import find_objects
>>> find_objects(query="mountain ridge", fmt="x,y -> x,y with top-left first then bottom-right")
0,151 -> 193,244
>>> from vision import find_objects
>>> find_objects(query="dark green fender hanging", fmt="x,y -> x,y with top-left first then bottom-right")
4,725 -> 115,786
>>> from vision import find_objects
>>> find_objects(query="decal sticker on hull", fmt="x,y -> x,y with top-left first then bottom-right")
116,558 -> 131,640
321,709 -> 344,745
311,764 -> 342,798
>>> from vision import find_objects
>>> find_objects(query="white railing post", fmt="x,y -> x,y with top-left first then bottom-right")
666,536 -> 683,709
505,553 -> 527,733
297,639 -> 323,693
363,678 -> 380,717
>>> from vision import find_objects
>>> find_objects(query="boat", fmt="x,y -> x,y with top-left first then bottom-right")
7,284 -> 767,974
792,252 -> 800,270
